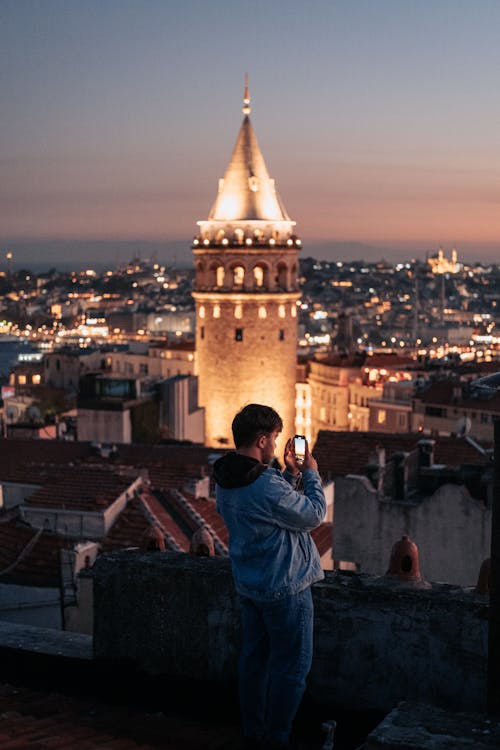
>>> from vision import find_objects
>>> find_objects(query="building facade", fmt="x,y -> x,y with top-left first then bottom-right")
192,81 -> 301,447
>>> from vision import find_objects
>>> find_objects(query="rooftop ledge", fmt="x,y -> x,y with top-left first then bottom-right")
92,551 -> 488,715
0,552 -> 494,750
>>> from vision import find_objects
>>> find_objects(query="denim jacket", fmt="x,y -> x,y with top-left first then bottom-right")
214,452 -> 326,601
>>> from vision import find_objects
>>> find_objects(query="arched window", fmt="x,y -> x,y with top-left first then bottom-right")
234,228 -> 244,245
233,266 -> 245,286
254,266 -> 264,287
216,266 -> 225,287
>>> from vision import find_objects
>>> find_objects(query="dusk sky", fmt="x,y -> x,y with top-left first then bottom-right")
1,0 -> 499,266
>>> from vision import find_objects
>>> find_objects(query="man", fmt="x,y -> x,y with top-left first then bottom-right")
214,404 -> 326,750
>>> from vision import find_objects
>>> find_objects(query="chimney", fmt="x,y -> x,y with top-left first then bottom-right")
417,439 -> 435,468
393,451 -> 410,500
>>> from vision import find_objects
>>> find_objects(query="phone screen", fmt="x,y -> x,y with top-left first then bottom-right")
294,435 -> 306,461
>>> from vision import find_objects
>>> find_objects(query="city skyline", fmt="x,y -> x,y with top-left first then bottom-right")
1,0 -> 499,266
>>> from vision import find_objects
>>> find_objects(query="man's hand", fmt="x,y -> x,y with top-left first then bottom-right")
284,437 -> 318,473
302,439 -> 318,471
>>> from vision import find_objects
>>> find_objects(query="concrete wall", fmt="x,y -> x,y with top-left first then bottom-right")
0,481 -> 40,510
0,582 -> 61,629
78,407 -> 131,443
333,476 -> 490,586
93,552 -> 488,713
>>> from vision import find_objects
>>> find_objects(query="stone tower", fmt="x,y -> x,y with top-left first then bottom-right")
192,79 -> 301,448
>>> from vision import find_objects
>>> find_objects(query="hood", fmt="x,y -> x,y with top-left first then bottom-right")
213,451 -> 267,489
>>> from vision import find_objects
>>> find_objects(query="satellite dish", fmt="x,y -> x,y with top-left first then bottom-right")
27,405 -> 42,423
456,416 -> 472,437
5,406 -> 18,421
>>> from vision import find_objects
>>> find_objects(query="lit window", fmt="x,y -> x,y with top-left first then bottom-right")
32,374 -> 41,385
258,306 -> 267,319
234,304 -> 243,319
377,409 -> 387,425
278,305 -> 286,319
233,266 -> 245,285
291,305 -> 297,318
199,305 -> 205,319
254,266 -> 264,287
320,407 -> 326,422
216,266 -> 225,286
213,305 -> 221,318
18,375 -> 27,385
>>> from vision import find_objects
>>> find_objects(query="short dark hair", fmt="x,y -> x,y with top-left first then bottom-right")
232,404 -> 283,448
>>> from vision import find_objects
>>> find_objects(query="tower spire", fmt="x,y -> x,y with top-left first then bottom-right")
242,73 -> 251,115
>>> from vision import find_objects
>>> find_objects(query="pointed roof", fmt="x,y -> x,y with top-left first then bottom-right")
208,81 -> 291,223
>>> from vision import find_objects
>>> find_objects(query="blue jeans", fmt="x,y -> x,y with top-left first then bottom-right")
238,587 -> 314,745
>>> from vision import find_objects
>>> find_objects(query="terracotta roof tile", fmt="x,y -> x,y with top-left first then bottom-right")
313,430 -> 492,480
0,519 -> 71,586
0,682 -> 243,750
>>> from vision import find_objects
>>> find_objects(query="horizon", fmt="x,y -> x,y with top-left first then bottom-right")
1,1 -> 499,260
1,237 -> 499,274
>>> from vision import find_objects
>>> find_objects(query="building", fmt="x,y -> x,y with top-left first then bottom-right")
313,430 -> 493,586
309,352 -> 415,443
192,80 -> 301,447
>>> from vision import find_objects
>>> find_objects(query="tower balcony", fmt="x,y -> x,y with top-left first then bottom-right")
192,235 -> 302,251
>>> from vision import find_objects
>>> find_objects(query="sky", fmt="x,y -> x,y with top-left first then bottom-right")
1,0 -> 499,267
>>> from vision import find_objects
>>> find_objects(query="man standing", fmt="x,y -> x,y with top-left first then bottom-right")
214,404 -> 326,750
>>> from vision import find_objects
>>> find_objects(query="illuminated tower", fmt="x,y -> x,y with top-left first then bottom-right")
192,79 -> 301,448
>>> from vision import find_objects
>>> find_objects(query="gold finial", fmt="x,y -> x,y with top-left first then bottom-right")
242,73 -> 251,115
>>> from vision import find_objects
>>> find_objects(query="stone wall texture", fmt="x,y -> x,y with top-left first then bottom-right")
93,552 -> 488,713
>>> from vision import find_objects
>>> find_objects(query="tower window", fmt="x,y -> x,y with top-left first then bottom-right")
279,329 -> 285,341
233,266 -> 245,286
258,306 -> 267,319
278,305 -> 286,319
254,266 -> 264,287
213,304 -> 221,318
234,304 -> 243,319
216,266 -> 225,286
200,326 -> 205,340
235,328 -> 243,342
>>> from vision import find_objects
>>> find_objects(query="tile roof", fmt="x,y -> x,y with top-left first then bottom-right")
311,523 -> 333,557
0,518 -> 71,586
24,465 -> 140,511
417,379 -> 500,411
0,682 -> 244,750
0,437 -> 334,585
313,430 -> 492,480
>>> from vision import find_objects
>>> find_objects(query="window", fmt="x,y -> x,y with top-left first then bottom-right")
398,413 -> 407,428
213,305 -> 221,318
216,266 -> 225,286
278,305 -> 286,319
254,267 -> 264,287
18,375 -> 27,385
259,306 -> 267,319
234,304 -> 243,319
32,374 -> 41,385
233,266 -> 245,286
279,330 -> 285,340
377,409 -> 386,425
200,326 -> 205,340
235,328 -> 243,342
199,305 -> 205,319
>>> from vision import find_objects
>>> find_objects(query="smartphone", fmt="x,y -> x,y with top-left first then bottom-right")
294,434 -> 306,463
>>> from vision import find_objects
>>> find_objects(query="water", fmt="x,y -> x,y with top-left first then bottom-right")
0,339 -> 38,377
